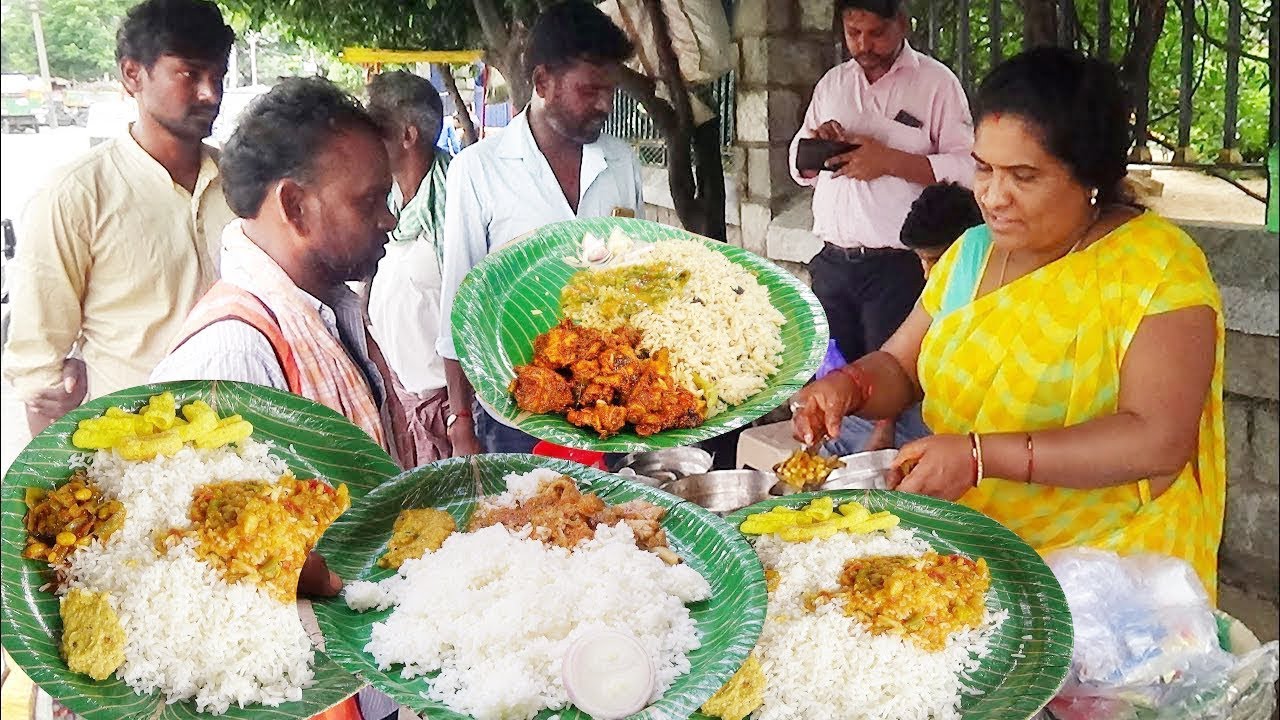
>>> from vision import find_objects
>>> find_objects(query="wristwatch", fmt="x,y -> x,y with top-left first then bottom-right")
446,410 -> 472,430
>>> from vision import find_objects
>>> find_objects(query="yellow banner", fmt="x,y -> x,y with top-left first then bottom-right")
339,47 -> 484,66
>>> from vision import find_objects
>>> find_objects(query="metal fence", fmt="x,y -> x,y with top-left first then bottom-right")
604,70 -> 737,167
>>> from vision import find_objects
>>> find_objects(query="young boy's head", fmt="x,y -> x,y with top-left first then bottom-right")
900,182 -> 983,277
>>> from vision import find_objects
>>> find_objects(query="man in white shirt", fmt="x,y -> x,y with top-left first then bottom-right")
365,70 -> 453,465
437,0 -> 644,455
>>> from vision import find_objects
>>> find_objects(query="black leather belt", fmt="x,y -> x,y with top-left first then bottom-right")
822,242 -> 909,260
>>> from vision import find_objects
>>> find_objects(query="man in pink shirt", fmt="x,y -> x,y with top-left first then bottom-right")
790,0 -> 973,368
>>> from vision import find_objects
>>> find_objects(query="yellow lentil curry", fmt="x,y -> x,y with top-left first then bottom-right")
807,552 -> 990,651
59,588 -> 126,681
560,261 -> 690,323
378,508 -> 456,570
161,476 -> 350,602
700,653 -> 765,720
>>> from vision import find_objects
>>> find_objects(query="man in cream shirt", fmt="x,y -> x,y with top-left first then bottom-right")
437,0 -> 645,456
3,0 -> 236,434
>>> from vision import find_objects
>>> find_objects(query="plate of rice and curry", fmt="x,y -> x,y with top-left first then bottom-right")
690,490 -> 1074,720
451,217 -> 829,452
0,381 -> 403,719
309,453 -> 768,720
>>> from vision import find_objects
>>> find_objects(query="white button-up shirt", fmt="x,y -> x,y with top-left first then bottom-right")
367,173 -> 448,396
435,110 -> 645,360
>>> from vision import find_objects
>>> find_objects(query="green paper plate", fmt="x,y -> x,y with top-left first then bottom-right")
1,380 -> 403,720
451,217 -> 829,452
724,490 -> 1074,720
311,453 -> 767,720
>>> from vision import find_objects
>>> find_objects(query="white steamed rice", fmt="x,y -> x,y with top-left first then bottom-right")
347,470 -> 712,720
64,440 -> 317,714
566,239 -> 786,415
750,528 -> 1005,720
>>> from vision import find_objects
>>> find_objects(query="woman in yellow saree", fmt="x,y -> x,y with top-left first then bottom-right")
791,48 -> 1225,602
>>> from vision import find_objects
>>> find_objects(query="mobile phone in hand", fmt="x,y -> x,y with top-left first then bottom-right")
796,138 -> 861,172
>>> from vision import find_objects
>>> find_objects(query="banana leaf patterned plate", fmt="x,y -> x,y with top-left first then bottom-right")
451,217 -> 829,452
0,381 -> 403,719
312,453 -> 768,720
724,490 -> 1074,720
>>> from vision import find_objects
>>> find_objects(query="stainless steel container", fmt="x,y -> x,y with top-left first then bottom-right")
660,470 -> 778,514
612,448 -> 714,486
821,449 -> 896,491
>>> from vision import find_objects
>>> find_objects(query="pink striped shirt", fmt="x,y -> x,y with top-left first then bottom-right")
789,43 -> 974,249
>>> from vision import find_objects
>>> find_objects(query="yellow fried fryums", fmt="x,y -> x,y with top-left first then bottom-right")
739,498 -> 899,541
71,392 -> 253,461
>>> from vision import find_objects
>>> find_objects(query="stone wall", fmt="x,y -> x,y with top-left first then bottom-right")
732,0 -> 837,256
1193,222 -> 1280,600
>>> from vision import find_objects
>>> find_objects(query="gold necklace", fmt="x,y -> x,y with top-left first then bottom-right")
996,208 -> 1101,288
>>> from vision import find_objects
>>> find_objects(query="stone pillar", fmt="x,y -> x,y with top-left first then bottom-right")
733,0 -> 836,256
1221,328 -> 1279,596
1182,221 -> 1280,607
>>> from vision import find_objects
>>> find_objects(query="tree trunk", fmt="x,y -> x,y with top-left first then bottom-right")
435,63 -> 478,146
691,118 -> 727,241
617,0 -> 727,241
1120,0 -> 1169,157
1020,0 -> 1059,47
487,31 -> 532,112
470,0 -> 532,111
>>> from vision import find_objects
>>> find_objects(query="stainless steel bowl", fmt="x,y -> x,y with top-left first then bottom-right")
613,467 -> 666,488
660,470 -> 778,514
821,449 -> 897,491
612,448 -> 714,486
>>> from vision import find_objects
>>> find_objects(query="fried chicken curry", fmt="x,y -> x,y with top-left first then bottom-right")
510,319 -> 704,438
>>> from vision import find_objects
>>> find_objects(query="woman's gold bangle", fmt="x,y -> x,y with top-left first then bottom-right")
968,432 -> 985,487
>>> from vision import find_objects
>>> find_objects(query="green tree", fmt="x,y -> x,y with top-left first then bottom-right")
1,0 -> 134,81
918,0 -> 1273,162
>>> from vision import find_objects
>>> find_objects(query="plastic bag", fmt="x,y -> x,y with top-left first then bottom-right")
815,339 -> 846,380
1043,548 -> 1279,720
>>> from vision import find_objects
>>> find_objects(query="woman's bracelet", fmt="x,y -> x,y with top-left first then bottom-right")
968,432 -> 984,488
1025,433 -> 1035,483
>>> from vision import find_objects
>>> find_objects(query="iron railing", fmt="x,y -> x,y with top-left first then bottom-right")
605,70 -> 737,167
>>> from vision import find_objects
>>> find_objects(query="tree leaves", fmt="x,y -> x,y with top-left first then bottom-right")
1,0 -> 134,81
